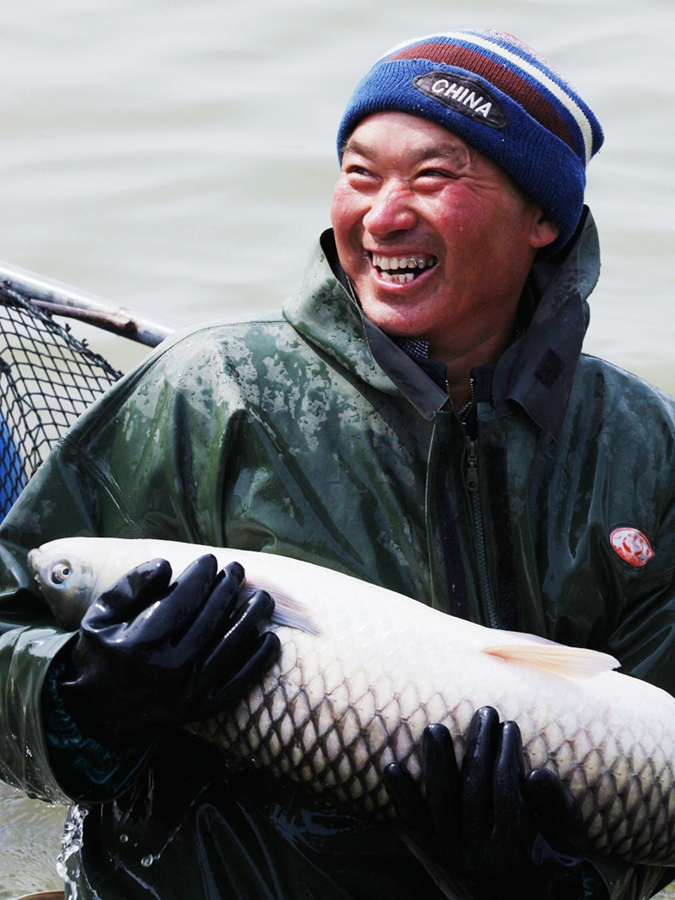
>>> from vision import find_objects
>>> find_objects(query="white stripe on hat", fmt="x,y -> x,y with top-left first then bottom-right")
380,32 -> 593,163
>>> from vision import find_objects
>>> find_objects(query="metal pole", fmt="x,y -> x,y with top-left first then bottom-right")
0,259 -> 175,348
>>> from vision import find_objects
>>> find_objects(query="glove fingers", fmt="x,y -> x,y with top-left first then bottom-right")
84,558 -> 173,629
461,706 -> 500,867
525,768 -> 587,861
184,562 -> 249,651
383,762 -> 431,843
197,630 -> 281,717
124,555 -> 220,646
423,724 -> 463,866
199,589 -> 275,677
493,720 -> 536,866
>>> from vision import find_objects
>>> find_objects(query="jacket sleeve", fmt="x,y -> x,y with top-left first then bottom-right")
0,433 -> 141,803
602,501 -> 675,695
590,464 -> 675,899
0,328 -> 242,803
0,459 -> 104,802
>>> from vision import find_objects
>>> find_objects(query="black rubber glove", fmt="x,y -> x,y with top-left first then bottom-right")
59,554 -> 280,749
383,707 -> 600,900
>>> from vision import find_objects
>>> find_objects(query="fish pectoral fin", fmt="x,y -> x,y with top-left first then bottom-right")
243,580 -> 321,636
482,643 -> 620,678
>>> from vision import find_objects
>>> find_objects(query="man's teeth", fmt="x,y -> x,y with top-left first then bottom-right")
371,254 -> 436,283
381,271 -> 415,283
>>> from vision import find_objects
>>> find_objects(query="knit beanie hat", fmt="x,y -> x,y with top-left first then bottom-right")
337,30 -> 603,253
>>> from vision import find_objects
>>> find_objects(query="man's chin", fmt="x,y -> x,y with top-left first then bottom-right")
359,303 -> 430,341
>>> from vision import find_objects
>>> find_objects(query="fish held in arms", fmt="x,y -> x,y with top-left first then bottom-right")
28,536 -> 675,866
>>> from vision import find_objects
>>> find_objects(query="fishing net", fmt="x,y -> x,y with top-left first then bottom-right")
0,283 -> 122,520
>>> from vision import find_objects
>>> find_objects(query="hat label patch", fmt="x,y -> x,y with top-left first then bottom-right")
609,527 -> 655,567
412,72 -> 508,130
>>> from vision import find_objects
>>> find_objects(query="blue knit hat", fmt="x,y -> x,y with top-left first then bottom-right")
337,30 -> 603,253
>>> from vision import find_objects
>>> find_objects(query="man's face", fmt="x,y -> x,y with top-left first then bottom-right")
331,112 -> 558,359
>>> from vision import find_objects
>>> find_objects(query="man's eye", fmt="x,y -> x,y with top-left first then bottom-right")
346,165 -> 374,177
418,168 -> 455,179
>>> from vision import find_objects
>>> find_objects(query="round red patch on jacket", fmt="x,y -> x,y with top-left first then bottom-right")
609,527 -> 654,567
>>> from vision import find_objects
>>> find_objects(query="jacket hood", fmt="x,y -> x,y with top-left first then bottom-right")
492,206 -> 600,438
282,237 -> 402,397
283,208 -> 600,437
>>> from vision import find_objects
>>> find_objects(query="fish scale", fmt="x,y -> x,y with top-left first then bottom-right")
28,536 -> 675,865
190,617 -> 675,864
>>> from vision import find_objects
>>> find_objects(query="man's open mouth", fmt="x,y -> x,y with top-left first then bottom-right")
370,253 -> 438,284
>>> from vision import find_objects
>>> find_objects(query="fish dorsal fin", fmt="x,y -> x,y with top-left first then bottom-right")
242,579 -> 321,636
482,640 -> 619,679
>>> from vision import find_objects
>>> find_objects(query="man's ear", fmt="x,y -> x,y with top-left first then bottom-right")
530,208 -> 560,249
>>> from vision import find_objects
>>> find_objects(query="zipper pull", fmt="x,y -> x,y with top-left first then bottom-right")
466,440 -> 479,492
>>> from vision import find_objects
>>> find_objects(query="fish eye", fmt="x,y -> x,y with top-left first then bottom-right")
50,562 -> 72,585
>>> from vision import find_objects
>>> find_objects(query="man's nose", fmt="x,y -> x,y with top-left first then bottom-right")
362,182 -> 417,236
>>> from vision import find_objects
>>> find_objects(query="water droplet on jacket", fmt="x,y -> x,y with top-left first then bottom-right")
119,833 -> 129,843
141,854 -> 154,867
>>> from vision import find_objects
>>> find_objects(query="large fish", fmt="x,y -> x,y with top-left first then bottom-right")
28,536 -> 675,866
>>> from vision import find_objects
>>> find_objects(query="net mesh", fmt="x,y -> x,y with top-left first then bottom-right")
0,283 -> 122,519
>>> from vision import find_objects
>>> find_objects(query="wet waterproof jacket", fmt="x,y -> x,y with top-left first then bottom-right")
0,209 -> 674,900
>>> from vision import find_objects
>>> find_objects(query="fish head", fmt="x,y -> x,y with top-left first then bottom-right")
28,537 -> 124,631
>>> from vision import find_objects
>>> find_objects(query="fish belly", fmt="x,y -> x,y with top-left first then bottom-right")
190,612 -> 675,867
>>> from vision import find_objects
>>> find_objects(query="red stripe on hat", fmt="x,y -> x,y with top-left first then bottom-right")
388,43 -> 575,151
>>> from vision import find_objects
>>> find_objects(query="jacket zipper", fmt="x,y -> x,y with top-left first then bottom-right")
466,436 -> 499,629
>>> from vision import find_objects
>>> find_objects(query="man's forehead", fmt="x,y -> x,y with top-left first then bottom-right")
342,112 -> 474,165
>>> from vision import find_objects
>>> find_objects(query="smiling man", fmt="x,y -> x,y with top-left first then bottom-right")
1,28 -> 675,900
331,111 -> 559,408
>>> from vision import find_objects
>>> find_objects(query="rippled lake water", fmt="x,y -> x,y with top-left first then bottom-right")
0,0 -> 673,895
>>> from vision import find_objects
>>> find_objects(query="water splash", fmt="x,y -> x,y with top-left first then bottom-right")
56,804 -> 88,899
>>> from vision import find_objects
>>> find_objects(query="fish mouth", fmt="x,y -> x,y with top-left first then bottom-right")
369,252 -> 438,285
27,548 -> 41,578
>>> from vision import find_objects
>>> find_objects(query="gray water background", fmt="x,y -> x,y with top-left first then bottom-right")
0,0 -> 673,895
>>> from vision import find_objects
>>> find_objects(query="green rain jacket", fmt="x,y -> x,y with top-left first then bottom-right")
0,209 -> 674,900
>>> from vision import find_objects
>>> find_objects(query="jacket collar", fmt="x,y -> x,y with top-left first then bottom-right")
283,233 -> 450,417
282,233 -> 407,397
495,207 -> 599,438
283,209 -> 600,437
